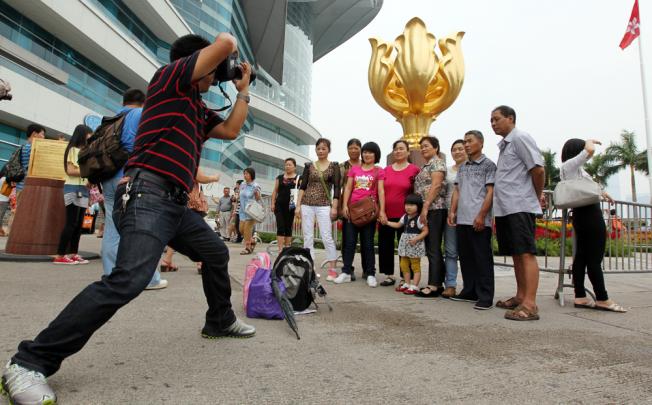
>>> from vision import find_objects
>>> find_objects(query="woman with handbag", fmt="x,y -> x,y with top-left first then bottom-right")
560,138 -> 625,312
0,176 -> 11,236
295,138 -> 341,279
53,125 -> 93,265
271,158 -> 299,252
413,136 -> 448,297
336,141 -> 386,287
378,139 -> 420,287
239,167 -> 262,255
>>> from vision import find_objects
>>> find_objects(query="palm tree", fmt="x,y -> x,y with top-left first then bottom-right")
584,152 -> 619,187
604,130 -> 649,202
541,149 -> 560,190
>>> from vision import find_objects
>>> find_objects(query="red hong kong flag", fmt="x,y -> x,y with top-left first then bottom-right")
620,0 -> 640,50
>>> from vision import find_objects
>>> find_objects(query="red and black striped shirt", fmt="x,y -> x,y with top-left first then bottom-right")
126,51 -> 223,191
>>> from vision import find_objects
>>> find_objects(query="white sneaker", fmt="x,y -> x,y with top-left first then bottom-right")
145,279 -> 168,290
333,273 -> 351,284
1,361 -> 57,405
366,275 -> 378,288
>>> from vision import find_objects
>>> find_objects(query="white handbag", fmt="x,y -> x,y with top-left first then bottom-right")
553,176 -> 602,209
245,200 -> 266,223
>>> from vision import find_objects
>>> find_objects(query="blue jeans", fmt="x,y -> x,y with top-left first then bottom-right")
12,173 -> 236,376
341,219 -> 376,277
102,174 -> 161,286
444,224 -> 458,288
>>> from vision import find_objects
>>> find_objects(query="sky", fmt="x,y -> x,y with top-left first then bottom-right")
310,0 -> 652,200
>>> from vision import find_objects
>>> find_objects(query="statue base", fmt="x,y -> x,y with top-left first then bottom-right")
6,177 -> 66,255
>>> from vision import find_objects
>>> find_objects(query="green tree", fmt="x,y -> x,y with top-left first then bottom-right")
541,149 -> 560,190
584,152 -> 619,187
604,130 -> 649,202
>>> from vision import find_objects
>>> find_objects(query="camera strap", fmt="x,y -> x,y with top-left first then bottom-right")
210,82 -> 232,113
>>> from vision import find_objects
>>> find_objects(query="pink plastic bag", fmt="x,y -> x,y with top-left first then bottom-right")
243,252 -> 271,311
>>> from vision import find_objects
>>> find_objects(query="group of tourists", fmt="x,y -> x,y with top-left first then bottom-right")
267,106 -> 626,320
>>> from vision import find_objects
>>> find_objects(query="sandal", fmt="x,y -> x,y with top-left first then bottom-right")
595,302 -> 627,313
496,297 -> 520,310
240,248 -> 253,255
573,299 -> 595,309
160,261 -> 178,272
380,277 -> 396,287
415,287 -> 442,298
504,305 -> 540,321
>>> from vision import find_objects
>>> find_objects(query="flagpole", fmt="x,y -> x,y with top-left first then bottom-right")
638,32 -> 652,204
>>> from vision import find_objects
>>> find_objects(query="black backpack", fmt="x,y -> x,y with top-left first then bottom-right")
3,146 -> 25,183
272,247 -> 331,312
77,113 -> 128,184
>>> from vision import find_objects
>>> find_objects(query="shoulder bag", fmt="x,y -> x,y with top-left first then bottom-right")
553,176 -> 602,209
349,167 -> 379,227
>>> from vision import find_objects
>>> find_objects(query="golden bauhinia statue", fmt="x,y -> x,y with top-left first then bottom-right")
368,17 -> 465,150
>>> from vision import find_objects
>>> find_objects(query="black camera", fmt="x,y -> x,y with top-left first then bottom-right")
213,53 -> 256,85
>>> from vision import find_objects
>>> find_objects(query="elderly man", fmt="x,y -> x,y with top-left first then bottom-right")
491,105 -> 545,321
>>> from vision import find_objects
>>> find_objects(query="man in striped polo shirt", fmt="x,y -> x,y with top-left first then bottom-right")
3,33 -> 253,404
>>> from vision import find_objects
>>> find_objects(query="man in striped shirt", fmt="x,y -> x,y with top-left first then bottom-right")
3,33 -> 253,404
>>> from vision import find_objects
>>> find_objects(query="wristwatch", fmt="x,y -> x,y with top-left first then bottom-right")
236,93 -> 250,103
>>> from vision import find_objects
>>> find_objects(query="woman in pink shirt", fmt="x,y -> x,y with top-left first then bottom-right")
378,140 -> 420,286
335,142 -> 386,288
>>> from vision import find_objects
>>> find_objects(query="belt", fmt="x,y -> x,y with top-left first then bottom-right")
124,168 -> 189,205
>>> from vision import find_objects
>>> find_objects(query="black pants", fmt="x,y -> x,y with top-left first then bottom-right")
56,203 -> 85,255
378,217 -> 403,276
12,172 -> 236,377
457,225 -> 494,304
342,219 -> 376,277
274,208 -> 295,237
425,209 -> 447,286
234,213 -> 242,239
572,203 -> 608,301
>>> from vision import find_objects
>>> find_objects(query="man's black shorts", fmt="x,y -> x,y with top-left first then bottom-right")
495,212 -> 537,256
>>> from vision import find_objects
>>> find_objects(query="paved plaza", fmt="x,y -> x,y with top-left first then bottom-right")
1,235 -> 651,404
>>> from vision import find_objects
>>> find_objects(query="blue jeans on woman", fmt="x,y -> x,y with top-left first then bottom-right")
12,171 -> 236,376
341,219 -> 376,278
444,223 -> 458,288
102,174 -> 161,286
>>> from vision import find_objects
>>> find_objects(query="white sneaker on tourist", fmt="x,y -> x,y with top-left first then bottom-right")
366,275 -> 378,288
333,273 -> 351,284
2,361 -> 57,405
145,279 -> 168,290
326,269 -> 338,282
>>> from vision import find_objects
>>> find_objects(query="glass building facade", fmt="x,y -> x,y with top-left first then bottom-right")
0,0 -> 380,186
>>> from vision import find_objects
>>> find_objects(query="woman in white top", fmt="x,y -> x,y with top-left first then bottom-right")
560,138 -> 625,312
442,139 -> 467,298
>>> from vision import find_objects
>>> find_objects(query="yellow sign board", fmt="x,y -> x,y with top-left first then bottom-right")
28,138 -> 68,180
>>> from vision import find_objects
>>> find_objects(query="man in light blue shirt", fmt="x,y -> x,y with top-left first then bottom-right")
101,89 -> 167,290
491,105 -> 544,321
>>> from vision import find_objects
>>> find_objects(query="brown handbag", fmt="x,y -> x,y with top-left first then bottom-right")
348,168 -> 379,227
188,183 -> 209,216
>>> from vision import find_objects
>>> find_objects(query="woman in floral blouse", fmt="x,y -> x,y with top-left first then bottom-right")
296,138 -> 341,278
413,136 -> 447,298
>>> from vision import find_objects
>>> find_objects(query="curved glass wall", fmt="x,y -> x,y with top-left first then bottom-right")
0,2 -> 128,112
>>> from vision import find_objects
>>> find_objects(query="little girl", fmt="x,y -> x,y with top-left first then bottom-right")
385,194 -> 429,294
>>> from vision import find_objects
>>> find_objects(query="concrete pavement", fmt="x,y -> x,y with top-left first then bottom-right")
1,235 -> 651,404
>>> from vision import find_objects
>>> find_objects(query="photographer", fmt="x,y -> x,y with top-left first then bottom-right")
2,33 -> 254,404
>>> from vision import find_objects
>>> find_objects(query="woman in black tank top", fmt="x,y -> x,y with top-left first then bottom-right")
271,158 -> 299,251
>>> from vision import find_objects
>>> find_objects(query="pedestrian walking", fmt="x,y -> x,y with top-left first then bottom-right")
52,124 -> 93,265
